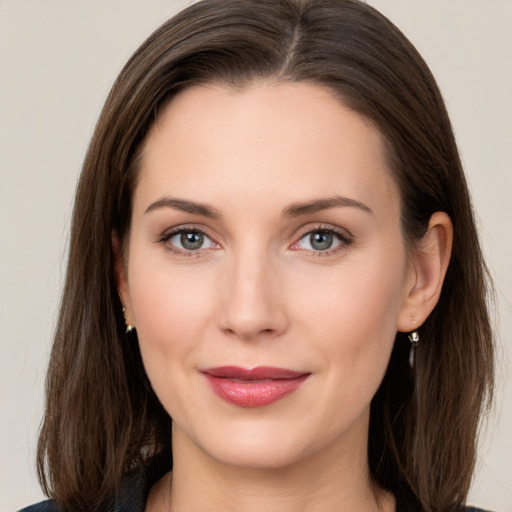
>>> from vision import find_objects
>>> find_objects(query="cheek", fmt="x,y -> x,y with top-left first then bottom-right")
289,247 -> 406,377
127,257 -> 220,419
290,259 -> 405,432
295,251 -> 404,329
128,254 -> 217,362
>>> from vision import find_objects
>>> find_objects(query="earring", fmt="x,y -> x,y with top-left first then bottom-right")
122,307 -> 135,334
408,330 -> 419,368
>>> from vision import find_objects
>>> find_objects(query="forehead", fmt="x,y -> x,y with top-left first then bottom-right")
135,81 -> 399,219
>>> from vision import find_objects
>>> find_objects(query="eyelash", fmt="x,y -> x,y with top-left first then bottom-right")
158,224 -> 353,258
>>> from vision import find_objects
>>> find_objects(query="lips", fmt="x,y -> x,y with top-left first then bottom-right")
201,366 -> 310,407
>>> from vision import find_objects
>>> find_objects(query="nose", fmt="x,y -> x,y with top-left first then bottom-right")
218,249 -> 289,341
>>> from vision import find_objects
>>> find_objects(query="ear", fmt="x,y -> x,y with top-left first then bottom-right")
397,212 -> 453,332
112,232 -> 133,325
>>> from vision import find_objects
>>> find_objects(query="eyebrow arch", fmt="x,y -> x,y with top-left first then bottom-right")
144,198 -> 221,218
282,195 -> 373,218
144,195 -> 372,219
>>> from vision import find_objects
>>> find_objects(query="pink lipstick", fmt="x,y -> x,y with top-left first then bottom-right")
201,366 -> 310,407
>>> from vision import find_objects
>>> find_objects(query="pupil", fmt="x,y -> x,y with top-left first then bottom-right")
310,232 -> 333,250
181,231 -> 203,250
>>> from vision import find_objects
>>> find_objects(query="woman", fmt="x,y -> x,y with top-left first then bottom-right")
21,0 -> 495,511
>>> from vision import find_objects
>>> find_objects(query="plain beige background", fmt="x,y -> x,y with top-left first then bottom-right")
1,1 -> 511,511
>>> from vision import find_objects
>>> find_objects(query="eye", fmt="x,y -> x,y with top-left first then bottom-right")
293,227 -> 351,252
165,229 -> 217,252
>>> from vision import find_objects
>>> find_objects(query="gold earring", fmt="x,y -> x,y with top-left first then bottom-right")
122,307 -> 135,334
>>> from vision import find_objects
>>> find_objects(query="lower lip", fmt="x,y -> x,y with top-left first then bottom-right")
204,374 -> 309,407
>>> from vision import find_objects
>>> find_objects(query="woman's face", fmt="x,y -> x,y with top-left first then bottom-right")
119,82 -> 416,470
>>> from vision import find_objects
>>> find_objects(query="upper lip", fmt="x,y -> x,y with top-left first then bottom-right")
201,366 -> 309,380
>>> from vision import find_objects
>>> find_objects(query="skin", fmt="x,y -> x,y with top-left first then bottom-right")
116,82 -> 452,512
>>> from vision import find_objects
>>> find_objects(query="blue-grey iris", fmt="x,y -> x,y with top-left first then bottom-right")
310,232 -> 333,250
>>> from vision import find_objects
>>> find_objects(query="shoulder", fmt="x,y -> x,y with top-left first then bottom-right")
17,501 -> 60,512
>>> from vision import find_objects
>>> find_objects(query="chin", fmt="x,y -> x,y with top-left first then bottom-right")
185,414 -> 348,473
208,440 -> 310,471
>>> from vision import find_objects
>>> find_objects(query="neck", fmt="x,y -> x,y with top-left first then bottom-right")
161,423 -> 394,512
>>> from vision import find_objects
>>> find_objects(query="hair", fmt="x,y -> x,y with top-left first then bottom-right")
37,1 -> 494,511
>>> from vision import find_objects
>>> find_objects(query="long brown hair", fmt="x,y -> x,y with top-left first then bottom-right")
37,1 -> 494,510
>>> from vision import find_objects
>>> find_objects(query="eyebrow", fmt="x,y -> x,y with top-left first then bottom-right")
144,194 -> 373,219
144,198 -> 221,218
282,195 -> 373,218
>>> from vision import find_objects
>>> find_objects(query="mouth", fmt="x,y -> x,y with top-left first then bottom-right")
201,366 -> 311,407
